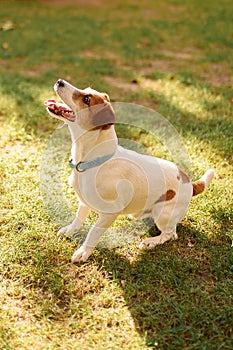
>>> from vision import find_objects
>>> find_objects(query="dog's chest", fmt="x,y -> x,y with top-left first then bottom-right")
68,171 -> 93,205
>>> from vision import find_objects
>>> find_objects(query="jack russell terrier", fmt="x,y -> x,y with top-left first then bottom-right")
44,79 -> 215,263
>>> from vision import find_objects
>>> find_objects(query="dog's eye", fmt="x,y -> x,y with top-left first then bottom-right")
83,95 -> 90,105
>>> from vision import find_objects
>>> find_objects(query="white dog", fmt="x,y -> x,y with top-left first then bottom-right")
44,79 -> 215,263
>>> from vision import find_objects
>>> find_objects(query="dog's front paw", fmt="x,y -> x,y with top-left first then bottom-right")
71,245 -> 94,263
57,223 -> 79,237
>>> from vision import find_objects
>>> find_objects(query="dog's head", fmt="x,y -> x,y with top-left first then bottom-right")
45,79 -> 115,131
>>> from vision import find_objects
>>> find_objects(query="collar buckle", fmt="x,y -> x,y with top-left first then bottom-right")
76,161 -> 86,172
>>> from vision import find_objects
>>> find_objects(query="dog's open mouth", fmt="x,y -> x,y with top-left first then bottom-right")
44,99 -> 75,122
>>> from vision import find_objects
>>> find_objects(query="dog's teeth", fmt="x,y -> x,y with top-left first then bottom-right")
46,98 -> 74,120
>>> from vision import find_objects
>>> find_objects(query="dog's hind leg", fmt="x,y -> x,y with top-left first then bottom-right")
71,213 -> 118,263
139,199 -> 189,249
57,202 -> 90,236
139,229 -> 178,249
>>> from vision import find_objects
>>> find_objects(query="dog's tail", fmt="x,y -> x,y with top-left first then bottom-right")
192,169 -> 215,196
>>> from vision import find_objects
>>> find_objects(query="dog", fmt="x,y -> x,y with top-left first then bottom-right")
44,79 -> 215,263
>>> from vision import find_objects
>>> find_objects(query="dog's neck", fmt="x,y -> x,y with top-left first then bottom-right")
68,124 -> 118,164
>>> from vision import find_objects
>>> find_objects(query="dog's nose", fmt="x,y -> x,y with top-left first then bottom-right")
56,79 -> 65,87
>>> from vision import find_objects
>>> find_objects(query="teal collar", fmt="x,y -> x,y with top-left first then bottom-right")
68,151 -> 115,172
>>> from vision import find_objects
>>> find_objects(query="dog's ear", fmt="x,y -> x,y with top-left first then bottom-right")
102,93 -> 110,102
91,103 -> 115,129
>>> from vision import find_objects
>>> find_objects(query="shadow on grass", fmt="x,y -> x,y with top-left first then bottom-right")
94,230 -> 233,349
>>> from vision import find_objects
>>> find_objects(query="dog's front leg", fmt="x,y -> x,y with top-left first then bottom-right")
71,213 -> 118,263
57,202 -> 90,236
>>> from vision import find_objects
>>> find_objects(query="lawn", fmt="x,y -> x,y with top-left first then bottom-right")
0,0 -> 232,349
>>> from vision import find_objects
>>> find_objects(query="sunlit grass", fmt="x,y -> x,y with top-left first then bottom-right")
0,0 -> 232,349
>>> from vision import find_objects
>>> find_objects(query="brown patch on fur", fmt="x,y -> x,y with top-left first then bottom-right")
178,167 -> 190,183
90,94 -> 107,106
102,93 -> 110,102
72,90 -> 107,107
155,189 -> 176,204
72,90 -> 82,102
72,89 -> 115,130
91,124 -> 112,131
192,181 -> 205,196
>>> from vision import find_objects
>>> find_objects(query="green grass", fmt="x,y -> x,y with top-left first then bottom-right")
0,0 -> 232,349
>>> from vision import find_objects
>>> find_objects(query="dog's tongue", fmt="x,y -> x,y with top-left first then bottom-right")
44,99 -> 72,111
44,99 -> 56,107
